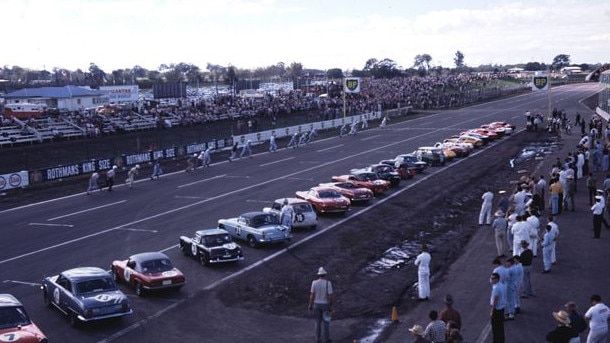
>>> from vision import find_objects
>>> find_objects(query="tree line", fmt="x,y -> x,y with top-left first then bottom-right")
0,52 -> 598,92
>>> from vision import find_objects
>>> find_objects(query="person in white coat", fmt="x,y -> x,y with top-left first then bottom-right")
525,212 -> 540,257
576,151 -> 585,179
479,188 -> 494,225
414,244 -> 431,301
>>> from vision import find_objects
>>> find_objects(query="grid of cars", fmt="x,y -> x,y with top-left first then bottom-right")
8,120 -> 513,338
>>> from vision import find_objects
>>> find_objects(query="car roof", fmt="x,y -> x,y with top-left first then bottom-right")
240,211 -> 268,218
273,198 -> 309,205
61,267 -> 110,280
195,228 -> 230,236
0,294 -> 22,308
128,252 -> 170,262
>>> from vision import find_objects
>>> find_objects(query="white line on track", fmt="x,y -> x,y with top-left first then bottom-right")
174,196 -> 209,199
246,199 -> 272,203
116,228 -> 158,233
29,223 -> 74,228
360,134 -> 380,141
47,200 -> 127,221
259,157 -> 294,167
316,144 -> 344,152
3,280 -> 42,286
177,174 -> 226,188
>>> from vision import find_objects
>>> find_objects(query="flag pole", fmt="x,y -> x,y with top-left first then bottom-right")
343,81 -> 346,119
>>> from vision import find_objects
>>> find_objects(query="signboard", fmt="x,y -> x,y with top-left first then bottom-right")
531,75 -> 549,91
344,78 -> 361,93
0,171 -> 29,190
153,82 -> 187,99
40,158 -> 113,182
100,86 -> 139,103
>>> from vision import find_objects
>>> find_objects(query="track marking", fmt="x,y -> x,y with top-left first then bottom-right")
177,174 -> 227,188
174,196 -> 209,199
3,280 -> 41,286
47,200 -> 127,221
29,223 -> 74,227
117,228 -> 158,233
316,144 -> 344,152
259,157 -> 294,167
360,135 -> 380,141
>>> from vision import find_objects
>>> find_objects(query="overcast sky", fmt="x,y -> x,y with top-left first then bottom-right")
3,0 -> 609,72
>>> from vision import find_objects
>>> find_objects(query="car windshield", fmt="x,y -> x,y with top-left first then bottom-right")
292,204 -> 313,213
140,258 -> 174,273
205,234 -> 233,247
250,214 -> 280,227
0,307 -> 31,329
74,277 -> 117,294
318,190 -> 341,198
358,173 -> 378,181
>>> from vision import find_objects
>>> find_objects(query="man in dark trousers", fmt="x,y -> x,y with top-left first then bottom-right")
489,272 -> 506,343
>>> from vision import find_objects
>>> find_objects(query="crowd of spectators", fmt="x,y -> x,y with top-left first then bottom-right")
1,73 -> 527,143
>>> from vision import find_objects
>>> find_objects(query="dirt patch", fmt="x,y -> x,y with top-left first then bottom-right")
216,131 -> 554,334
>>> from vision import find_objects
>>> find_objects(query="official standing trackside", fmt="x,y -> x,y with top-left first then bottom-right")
541,224 -> 554,273
584,294 -> 609,343
489,272 -> 506,343
479,188 -> 494,226
491,210 -> 507,258
547,216 -> 559,264
519,240 -> 534,298
414,244 -> 431,301
591,195 -> 608,238
269,134 -> 277,152
240,140 -> 253,159
308,267 -> 333,343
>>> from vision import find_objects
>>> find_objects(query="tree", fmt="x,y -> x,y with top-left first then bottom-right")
286,62 -> 303,81
454,51 -> 465,69
326,68 -> 344,79
524,62 -> 542,71
88,62 -> 106,87
413,54 -> 433,73
363,58 -> 378,72
551,54 -> 570,71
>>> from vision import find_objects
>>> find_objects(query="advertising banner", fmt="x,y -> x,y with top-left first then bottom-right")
0,171 -> 29,190
100,85 -> 139,102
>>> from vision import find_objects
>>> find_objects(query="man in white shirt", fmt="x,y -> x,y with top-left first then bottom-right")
584,294 -> 609,343
511,216 -> 531,256
479,189 -> 494,226
414,244 -> 431,301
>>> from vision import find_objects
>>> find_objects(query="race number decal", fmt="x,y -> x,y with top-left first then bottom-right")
53,288 -> 60,304
191,243 -> 198,256
0,333 -> 21,342
124,268 -> 131,281
295,213 -> 305,222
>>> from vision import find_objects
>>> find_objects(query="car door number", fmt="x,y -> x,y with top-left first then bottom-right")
236,226 -> 242,236
191,242 -> 198,256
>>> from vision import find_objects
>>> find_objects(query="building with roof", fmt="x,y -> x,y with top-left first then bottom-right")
3,85 -> 109,112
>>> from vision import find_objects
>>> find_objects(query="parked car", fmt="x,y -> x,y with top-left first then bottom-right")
360,164 -> 402,187
179,228 -> 244,265
434,141 -> 471,158
331,171 -> 391,195
481,121 -> 515,135
111,252 -> 186,296
0,294 -> 48,343
380,153 -> 428,174
318,181 -> 374,203
413,146 -> 447,166
262,198 -> 318,230
444,135 -> 484,148
218,211 -> 292,248
41,267 -> 132,326
295,186 -> 351,214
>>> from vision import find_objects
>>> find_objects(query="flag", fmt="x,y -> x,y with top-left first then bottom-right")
531,74 -> 549,91
344,77 -> 360,93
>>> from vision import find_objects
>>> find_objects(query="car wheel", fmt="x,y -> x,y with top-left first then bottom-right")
42,290 -> 51,307
134,281 -> 144,297
179,243 -> 188,255
247,235 -> 258,248
310,225 -> 317,230
199,253 -> 210,267
69,312 -> 79,327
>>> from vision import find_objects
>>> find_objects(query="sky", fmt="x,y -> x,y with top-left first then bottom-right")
2,0 -> 609,73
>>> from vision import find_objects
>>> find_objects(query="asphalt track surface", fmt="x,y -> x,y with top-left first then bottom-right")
0,83 -> 605,343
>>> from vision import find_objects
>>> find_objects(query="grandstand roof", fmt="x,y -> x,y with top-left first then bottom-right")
4,85 -> 106,99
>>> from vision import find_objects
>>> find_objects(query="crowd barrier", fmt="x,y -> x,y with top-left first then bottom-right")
13,109 -> 406,188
